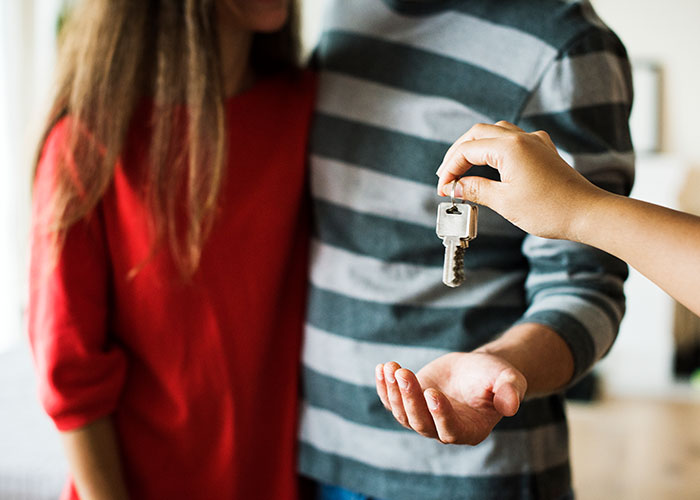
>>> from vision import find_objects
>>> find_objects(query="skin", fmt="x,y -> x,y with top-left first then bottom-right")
436,120 -> 700,316
376,322 -> 573,445
216,0 -> 290,96
60,1 -> 289,498
377,120 -> 700,444
61,419 -> 130,500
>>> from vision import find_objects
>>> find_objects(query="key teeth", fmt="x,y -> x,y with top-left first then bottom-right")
440,237 -> 468,287
452,245 -> 466,285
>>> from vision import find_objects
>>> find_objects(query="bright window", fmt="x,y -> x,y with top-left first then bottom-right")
0,0 -> 63,352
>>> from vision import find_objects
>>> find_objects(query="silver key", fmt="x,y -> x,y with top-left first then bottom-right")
436,185 -> 478,287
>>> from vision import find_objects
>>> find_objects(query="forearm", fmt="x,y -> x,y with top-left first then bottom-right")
573,190 -> 700,316
61,416 -> 129,500
475,322 -> 574,397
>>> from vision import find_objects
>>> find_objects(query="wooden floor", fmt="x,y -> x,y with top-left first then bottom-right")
568,398 -> 700,499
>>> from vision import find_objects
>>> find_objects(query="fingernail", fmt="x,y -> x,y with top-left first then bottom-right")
435,162 -> 444,176
375,364 -> 384,381
385,368 -> 395,384
426,392 -> 439,410
396,375 -> 408,390
453,182 -> 463,198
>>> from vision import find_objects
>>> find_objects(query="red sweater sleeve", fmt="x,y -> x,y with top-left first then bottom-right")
28,119 -> 127,432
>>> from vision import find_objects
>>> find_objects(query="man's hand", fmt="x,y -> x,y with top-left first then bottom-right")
375,352 -> 527,445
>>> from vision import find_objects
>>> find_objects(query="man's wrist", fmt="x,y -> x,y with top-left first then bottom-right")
474,322 -> 574,397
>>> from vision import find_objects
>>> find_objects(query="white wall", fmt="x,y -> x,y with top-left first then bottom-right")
592,0 -> 700,397
592,0 -> 700,165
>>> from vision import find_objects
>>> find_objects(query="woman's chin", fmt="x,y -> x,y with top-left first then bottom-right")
221,0 -> 290,33
250,13 -> 289,33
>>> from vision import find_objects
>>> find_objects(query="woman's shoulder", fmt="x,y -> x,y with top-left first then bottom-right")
35,115 -> 76,194
38,114 -> 112,172
38,116 -> 71,166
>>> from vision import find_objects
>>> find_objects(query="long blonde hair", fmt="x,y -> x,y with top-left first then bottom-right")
36,0 -> 300,275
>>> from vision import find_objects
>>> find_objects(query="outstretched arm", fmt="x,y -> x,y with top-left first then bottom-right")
436,121 -> 700,316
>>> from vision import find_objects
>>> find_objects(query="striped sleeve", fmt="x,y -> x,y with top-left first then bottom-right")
515,27 -> 634,381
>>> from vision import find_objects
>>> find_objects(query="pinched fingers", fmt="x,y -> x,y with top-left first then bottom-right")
436,126 -> 529,196
436,138 -> 507,204
436,122 -> 514,179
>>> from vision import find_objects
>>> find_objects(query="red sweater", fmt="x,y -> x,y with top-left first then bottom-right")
28,72 -> 315,500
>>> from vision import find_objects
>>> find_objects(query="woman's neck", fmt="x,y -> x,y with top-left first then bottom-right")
216,9 -> 254,97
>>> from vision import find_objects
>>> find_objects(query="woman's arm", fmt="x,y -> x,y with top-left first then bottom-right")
571,190 -> 700,316
436,121 -> 700,316
61,417 -> 129,500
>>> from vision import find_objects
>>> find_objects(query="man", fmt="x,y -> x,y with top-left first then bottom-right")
300,1 -> 633,498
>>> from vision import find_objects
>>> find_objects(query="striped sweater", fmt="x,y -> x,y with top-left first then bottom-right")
299,1 -> 634,499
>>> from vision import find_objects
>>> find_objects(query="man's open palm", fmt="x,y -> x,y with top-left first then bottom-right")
375,352 -> 527,445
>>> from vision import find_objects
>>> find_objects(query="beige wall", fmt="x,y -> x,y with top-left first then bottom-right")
592,0 -> 700,165
303,1 -> 700,164
592,1 -> 700,396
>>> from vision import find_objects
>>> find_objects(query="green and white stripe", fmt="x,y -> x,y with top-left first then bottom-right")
301,0 -> 633,498
321,0 -> 556,88
300,405 -> 569,476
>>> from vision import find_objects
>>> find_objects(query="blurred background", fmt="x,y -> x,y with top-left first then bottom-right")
1,0 -> 699,498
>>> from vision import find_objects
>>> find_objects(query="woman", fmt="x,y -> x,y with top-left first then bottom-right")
28,0 -> 314,498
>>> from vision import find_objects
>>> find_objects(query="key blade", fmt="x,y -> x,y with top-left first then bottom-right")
442,237 -> 465,287
442,238 -> 458,287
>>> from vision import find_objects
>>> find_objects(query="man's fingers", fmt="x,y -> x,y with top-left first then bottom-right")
394,369 -> 438,438
492,369 -> 527,417
384,362 -> 410,428
375,363 -> 391,411
436,150 -> 475,190
424,389 -> 474,445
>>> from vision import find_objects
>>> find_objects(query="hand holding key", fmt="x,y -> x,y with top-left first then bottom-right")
434,121 -> 700,318
435,121 -> 603,242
